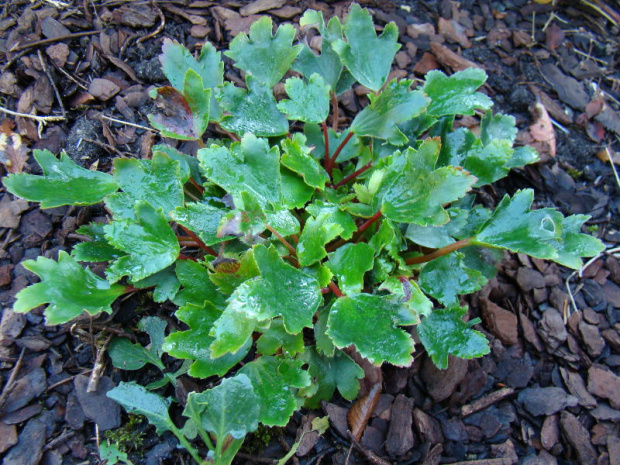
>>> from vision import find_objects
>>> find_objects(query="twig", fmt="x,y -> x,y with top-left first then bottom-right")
82,137 -> 126,158
0,347 -> 26,411
461,387 -> 515,417
322,121 -> 330,173
44,429 -> 76,451
178,224 -> 217,256
327,132 -> 354,174
0,105 -> 65,122
347,433 -> 391,465
606,146 -> 620,188
10,30 -> 100,53
328,281 -> 343,297
98,114 -> 155,132
87,332 -> 113,393
354,211 -> 382,238
37,50 -> 66,118
137,2 -> 165,43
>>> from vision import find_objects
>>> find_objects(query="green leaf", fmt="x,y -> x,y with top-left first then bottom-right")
332,4 -> 400,92
14,251 -> 124,325
277,74 -> 330,124
138,316 -> 168,359
239,356 -> 311,426
462,139 -> 514,186
300,347 -> 364,408
72,223 -> 123,262
99,441 -> 135,465
480,111 -> 517,145
326,243 -> 374,294
173,260 -> 224,308
209,245 -> 321,356
171,201 -> 234,246
297,204 -> 357,266
152,145 -> 201,184
417,307 -> 490,369
281,133 -> 329,190
422,68 -> 493,116
104,202 -> 180,283
281,167 -> 314,209
350,80 -> 428,145
218,78 -> 289,137
554,214 -> 605,269
376,139 -> 476,225
473,189 -> 565,260
132,266 -> 180,302
199,133 -> 281,208
182,69 -> 211,138
163,302 -> 251,378
327,294 -> 416,366
225,16 -> 302,88
294,11 -> 344,89
108,337 -> 162,371
506,146 -> 539,169
313,306 -> 335,356
304,124 -> 361,163
379,276 -> 431,319
209,250 -> 260,294
107,382 -> 175,434
418,252 -> 487,307
256,320 -> 305,356
107,152 -> 184,220
3,150 -> 117,208
184,374 -> 260,440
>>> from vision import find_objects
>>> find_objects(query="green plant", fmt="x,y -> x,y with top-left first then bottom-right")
3,4 -> 604,464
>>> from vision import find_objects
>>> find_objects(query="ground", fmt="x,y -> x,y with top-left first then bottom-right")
0,0 -> 619,464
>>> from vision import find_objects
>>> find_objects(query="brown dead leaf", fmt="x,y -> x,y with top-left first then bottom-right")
348,383 -> 381,442
0,195 -> 30,229
529,102 -> 556,158
596,147 -> 620,165
545,23 -> 565,50
430,42 -> 482,72
0,120 -> 29,173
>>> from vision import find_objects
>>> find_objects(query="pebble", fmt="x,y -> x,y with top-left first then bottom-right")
73,375 -> 120,431
3,367 -> 46,413
421,355 -> 468,402
481,298 -> 519,345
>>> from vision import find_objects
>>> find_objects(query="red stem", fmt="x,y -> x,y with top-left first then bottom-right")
322,122 -> 330,173
265,224 -> 296,256
178,225 -> 218,256
404,238 -> 474,265
333,162 -> 374,189
331,92 -> 339,131
356,211 -> 382,237
328,132 -> 354,173
328,281 -> 343,297
178,253 -> 199,261
189,177 -> 204,194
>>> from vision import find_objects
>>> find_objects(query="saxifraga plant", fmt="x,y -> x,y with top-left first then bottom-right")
3,5 -> 604,464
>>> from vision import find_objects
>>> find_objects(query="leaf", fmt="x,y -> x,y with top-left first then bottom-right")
184,374 -> 260,441
277,74 -> 330,124
256,319 -> 305,356
417,307 -> 490,369
218,78 -> 288,137
327,294 -> 416,366
173,260 -> 224,308
99,441 -> 135,465
379,276 -> 431,319
376,139 -> 476,225
138,316 -> 168,359
107,151 -> 184,220
418,252 -> 487,307
108,337 -> 162,371
107,382 -> 175,434
480,112 -> 517,145
171,201 -> 234,246
294,11 -> 344,89
348,383 -> 381,441
199,133 -> 281,208
332,4 -> 400,92
350,79 -> 428,145
148,85 -> 210,141
14,251 -> 124,325
225,16 -> 302,88
209,245 -> 321,356
0,125 -> 29,174
281,133 -> 329,190
3,150 -> 117,208
313,306 -> 335,356
304,124 -> 361,163
239,356 -> 311,426
422,68 -> 493,116
326,243 -> 375,294
72,223 -> 123,263
104,202 -> 180,283
297,204 -> 357,266
181,69 -> 211,138
152,145 -> 200,184
163,302 -> 251,378
553,214 -> 605,269
281,167 -> 314,209
132,265 -> 180,302
300,347 -> 364,409
209,250 -> 260,294
472,189 -> 571,260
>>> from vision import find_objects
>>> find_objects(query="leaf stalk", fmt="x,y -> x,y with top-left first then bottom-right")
405,237 -> 474,265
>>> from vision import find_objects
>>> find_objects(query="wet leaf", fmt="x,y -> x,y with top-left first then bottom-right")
304,124 -> 361,163
0,128 -> 29,174
422,68 -> 492,116
277,74 -> 330,124
14,251 -> 124,325
3,150 -> 118,208
281,133 -> 329,189
256,319 -> 305,356
171,200 -> 234,246
225,16 -> 302,88
417,307 -> 490,369
148,84 -> 210,140
327,294 -> 416,366
348,383 -> 381,441
173,260 -> 224,308
332,4 -> 400,91
326,243 -> 375,294
107,382 -> 175,434
72,222 -> 123,263
132,265 -> 180,302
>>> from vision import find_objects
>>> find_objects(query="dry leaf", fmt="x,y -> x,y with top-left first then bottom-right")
529,102 -> 556,158
0,120 -> 29,173
347,383 -> 382,442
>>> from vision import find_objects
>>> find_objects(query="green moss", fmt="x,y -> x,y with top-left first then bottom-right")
104,415 -> 146,454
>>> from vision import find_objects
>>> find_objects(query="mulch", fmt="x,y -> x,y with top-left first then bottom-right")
0,0 -> 619,464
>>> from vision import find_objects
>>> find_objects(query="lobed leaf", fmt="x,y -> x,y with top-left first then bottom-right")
3,150 -> 118,208
281,133 -> 330,190
104,202 -> 180,283
326,242 -> 375,294
173,260 -> 224,308
327,294 -> 416,366
14,251 -> 124,325
256,320 -> 305,356
72,223 -> 123,263
148,86 -> 208,140
171,201 -> 234,246
417,307 -> 490,369
225,16 -> 302,88
277,74 -> 330,124
132,265 -> 180,303
422,68 -> 493,116
332,4 -> 400,92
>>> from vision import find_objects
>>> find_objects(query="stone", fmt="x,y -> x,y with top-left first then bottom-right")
490,439 -> 518,464
40,17 -> 70,39
46,43 -> 69,67
323,403 -> 348,439
413,407 -> 443,445
2,413 -> 51,465
0,196 -> 29,229
590,403 -> 620,422
538,308 -> 568,351
421,355 -> 468,402
603,281 -> 620,308
588,365 -> 620,409
0,308 -> 26,343
517,387 -> 578,416
608,435 -> 620,465
88,78 -> 120,102
394,51 -> 412,69
522,450 -> 558,465
270,6 -> 302,19
519,311 -> 545,351
3,367 -> 46,413
481,298 -> 518,345
73,375 -> 120,431
559,411 -> 597,465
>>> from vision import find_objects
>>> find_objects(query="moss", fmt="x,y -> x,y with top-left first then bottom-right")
104,415 -> 146,454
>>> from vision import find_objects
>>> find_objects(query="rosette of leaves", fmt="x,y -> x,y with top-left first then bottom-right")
3,4 -> 604,464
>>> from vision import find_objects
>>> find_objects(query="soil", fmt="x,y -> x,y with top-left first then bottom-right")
0,1 -> 619,465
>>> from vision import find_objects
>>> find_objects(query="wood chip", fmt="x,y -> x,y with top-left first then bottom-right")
430,42 -> 482,71
461,388 -> 515,417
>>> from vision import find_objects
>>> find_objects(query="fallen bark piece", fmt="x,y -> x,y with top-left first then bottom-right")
559,411 -> 597,465
430,42 -> 482,71
385,394 -> 414,457
461,387 -> 515,417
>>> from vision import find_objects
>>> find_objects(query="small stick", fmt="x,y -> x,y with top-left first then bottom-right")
328,132 -> 354,173
461,387 -> 515,417
328,281 -> 343,297
0,348 -> 26,411
178,224 -> 217,256
10,30 -> 100,53
0,105 -> 64,122
137,2 -> 165,43
98,114 -> 155,132
355,211 -> 382,237
87,332 -> 114,393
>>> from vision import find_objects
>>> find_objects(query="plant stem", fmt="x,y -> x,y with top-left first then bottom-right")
322,122 -> 330,174
404,237 -> 474,265
178,253 -> 199,261
170,425 -> 206,465
331,92 -> 339,131
328,281 -> 343,297
189,177 -> 205,194
178,225 -> 218,256
333,162 -> 374,189
327,132 -> 354,174
265,225 -> 296,256
355,211 -> 383,237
